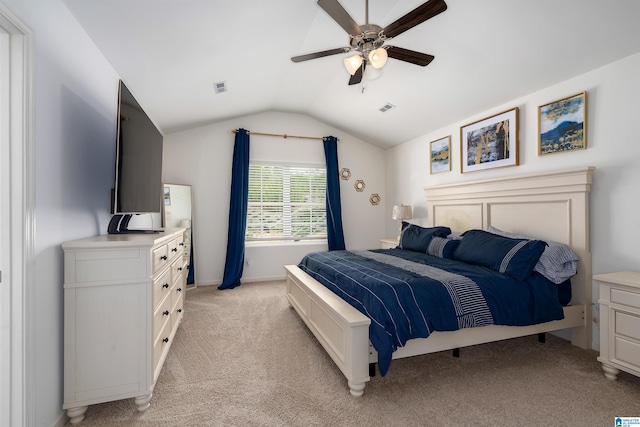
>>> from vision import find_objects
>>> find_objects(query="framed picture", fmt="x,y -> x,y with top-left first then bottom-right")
164,186 -> 171,206
460,107 -> 518,173
538,92 -> 586,155
430,135 -> 451,174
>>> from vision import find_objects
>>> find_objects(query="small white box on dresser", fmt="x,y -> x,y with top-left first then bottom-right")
594,271 -> 640,381
62,229 -> 186,424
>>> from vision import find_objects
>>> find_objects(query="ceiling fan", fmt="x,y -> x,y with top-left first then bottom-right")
291,0 -> 447,85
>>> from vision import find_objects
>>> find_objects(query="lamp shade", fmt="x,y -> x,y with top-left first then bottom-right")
344,54 -> 363,75
392,204 -> 413,221
368,47 -> 388,69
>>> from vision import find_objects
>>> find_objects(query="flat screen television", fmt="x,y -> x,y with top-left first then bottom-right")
108,80 -> 164,234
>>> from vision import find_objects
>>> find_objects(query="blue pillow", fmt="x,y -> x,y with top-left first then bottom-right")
452,229 -> 547,281
427,237 -> 460,259
399,223 -> 451,253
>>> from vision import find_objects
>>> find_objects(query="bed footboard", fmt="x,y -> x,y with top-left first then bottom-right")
285,265 -> 371,397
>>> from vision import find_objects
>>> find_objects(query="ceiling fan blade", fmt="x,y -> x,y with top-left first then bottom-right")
291,47 -> 350,63
348,62 -> 365,85
386,46 -> 435,66
317,0 -> 363,36
383,0 -> 447,39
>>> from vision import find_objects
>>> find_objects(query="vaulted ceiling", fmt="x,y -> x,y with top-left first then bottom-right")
62,0 -> 640,148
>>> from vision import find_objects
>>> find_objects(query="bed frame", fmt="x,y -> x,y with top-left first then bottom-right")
285,167 -> 595,397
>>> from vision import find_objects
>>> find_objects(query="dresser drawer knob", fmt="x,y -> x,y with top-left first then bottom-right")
161,255 -> 168,261
177,309 -> 182,313
162,337 -> 169,343
180,242 -> 185,246
163,283 -> 169,289
177,288 -> 182,292
172,248 -> 178,252
178,267 -> 183,271
163,310 -> 169,316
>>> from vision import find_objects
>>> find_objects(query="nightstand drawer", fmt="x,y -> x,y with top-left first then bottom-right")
615,311 -> 640,341
380,238 -> 399,249
614,336 -> 640,368
611,288 -> 640,308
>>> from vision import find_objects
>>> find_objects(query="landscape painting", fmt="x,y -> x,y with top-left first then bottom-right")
538,92 -> 586,155
460,108 -> 518,173
430,135 -> 451,174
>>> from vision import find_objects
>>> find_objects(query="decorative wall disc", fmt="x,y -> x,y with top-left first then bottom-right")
340,168 -> 351,180
354,180 -> 366,192
369,194 -> 381,205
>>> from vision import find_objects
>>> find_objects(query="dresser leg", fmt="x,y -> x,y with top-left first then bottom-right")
66,406 -> 88,424
602,363 -> 619,380
135,393 -> 153,412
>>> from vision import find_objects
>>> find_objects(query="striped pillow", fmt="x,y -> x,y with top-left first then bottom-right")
487,226 -> 579,284
427,237 -> 460,259
452,229 -> 546,281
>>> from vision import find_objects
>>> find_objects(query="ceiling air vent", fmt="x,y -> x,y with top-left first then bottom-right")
379,103 -> 395,113
213,81 -> 227,94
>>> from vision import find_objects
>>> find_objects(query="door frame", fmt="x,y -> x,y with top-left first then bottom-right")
0,2 -> 35,426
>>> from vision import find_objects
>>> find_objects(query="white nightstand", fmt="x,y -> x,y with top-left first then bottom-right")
594,271 -> 640,381
380,238 -> 399,249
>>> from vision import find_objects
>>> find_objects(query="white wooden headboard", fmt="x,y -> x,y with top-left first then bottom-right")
424,167 -> 595,349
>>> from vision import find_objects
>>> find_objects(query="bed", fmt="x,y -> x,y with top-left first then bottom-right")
285,167 -> 594,397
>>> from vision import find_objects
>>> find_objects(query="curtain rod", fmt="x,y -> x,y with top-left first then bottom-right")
231,129 -> 339,141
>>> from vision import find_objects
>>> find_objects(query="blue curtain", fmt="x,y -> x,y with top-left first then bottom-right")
323,136 -> 346,250
219,129 -> 250,289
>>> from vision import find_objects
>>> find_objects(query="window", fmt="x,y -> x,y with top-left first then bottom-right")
246,164 -> 327,242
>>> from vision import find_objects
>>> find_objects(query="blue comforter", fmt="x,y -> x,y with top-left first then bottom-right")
298,249 -> 564,375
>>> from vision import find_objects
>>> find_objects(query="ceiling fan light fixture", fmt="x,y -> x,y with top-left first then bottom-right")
344,54 -> 363,75
364,65 -> 383,81
368,47 -> 388,69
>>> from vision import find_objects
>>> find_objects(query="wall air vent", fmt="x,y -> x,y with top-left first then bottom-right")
379,102 -> 395,113
213,81 -> 227,94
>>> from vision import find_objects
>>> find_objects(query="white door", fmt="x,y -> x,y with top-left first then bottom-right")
0,4 -> 33,425
0,23 -> 10,427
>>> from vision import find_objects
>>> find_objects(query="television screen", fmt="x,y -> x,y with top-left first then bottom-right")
111,80 -> 163,215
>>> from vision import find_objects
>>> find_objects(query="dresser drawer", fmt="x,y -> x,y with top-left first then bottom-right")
153,296 -> 171,340
153,319 -> 171,373
167,236 -> 182,261
171,279 -> 184,309
152,244 -> 169,274
153,268 -> 172,309
171,294 -> 184,331
171,257 -> 184,284
615,311 -> 640,341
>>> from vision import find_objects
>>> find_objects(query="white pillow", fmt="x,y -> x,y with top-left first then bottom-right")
487,226 -> 579,284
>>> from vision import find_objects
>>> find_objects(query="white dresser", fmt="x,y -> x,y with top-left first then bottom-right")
62,229 -> 187,424
594,271 -> 640,381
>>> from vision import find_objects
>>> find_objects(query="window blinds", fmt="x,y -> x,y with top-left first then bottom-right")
246,164 -> 327,242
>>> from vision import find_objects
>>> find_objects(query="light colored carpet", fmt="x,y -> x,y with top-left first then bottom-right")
70,281 -> 640,426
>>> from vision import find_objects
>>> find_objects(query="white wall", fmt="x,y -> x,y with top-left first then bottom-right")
163,111 -> 386,285
385,52 -> 640,351
3,0 -> 120,425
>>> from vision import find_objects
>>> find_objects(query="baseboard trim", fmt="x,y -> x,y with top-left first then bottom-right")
197,275 -> 286,287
